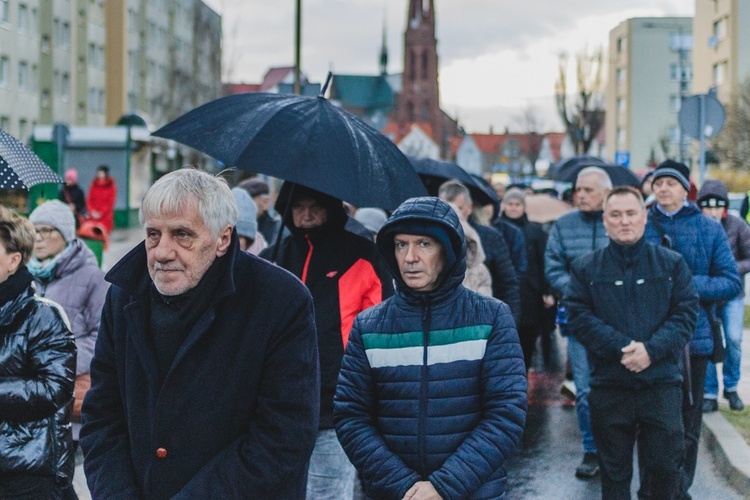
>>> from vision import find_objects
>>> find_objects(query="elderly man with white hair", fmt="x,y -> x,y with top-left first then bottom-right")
545,166 -> 613,479
80,168 -> 320,499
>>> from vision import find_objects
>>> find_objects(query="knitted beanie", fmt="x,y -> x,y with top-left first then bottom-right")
29,200 -> 76,243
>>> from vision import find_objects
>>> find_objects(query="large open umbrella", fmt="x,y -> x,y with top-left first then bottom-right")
408,156 -> 498,206
553,162 -> 640,187
548,154 -> 605,179
0,130 -> 62,190
153,81 -> 427,210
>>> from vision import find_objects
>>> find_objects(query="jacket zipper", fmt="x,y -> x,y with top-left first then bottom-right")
301,234 -> 314,284
418,297 -> 431,477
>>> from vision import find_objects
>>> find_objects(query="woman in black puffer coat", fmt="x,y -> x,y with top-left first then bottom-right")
0,206 -> 76,500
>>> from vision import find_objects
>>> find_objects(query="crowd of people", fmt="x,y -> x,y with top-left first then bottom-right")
0,159 -> 747,499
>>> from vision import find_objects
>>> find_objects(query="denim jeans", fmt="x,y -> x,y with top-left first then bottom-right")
705,296 -> 744,396
565,329 -> 597,454
306,429 -> 356,500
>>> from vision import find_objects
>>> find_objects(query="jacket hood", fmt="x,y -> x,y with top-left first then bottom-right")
275,182 -> 348,238
377,197 -> 466,298
461,218 -> 486,268
697,179 -> 729,204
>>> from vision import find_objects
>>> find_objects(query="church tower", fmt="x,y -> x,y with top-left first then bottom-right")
396,0 -> 443,153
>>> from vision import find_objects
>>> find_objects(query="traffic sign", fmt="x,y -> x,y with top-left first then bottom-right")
679,94 -> 725,138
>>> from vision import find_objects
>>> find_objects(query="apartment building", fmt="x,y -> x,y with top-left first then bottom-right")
0,0 -> 221,141
692,0 -> 750,100
606,17 -> 693,171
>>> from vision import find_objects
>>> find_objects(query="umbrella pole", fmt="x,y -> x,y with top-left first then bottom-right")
270,183 -> 295,262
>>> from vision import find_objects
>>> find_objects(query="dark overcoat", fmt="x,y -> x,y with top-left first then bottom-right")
80,236 -> 320,499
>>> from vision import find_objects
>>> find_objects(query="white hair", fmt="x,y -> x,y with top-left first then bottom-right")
577,166 -> 613,190
139,168 -> 238,237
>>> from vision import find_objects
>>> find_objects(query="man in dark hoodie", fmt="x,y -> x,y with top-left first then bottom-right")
260,182 -> 393,499
697,179 -> 749,413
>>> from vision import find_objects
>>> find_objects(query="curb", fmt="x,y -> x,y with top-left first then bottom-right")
702,412 -> 750,495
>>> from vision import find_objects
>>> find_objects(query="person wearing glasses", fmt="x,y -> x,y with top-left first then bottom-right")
28,200 -> 109,445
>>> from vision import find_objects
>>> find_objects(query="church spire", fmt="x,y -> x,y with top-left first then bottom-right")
379,11 -> 388,75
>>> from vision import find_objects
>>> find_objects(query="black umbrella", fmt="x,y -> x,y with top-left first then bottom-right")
554,162 -> 641,187
548,154 -> 605,180
0,130 -> 63,190
409,156 -> 498,206
153,80 -> 427,210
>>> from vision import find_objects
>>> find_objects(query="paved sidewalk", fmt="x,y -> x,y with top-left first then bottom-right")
701,328 -> 750,494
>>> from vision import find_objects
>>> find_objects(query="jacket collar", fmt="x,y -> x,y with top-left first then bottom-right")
607,236 -> 646,268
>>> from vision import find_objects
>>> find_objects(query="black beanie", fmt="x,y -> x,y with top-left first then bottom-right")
652,160 -> 690,191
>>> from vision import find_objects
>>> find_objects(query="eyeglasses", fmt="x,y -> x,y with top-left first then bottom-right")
34,227 -> 59,239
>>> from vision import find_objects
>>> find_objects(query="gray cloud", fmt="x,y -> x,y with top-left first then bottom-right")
214,0 -> 693,82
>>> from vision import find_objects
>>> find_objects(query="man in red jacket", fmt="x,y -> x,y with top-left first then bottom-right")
260,182 -> 393,499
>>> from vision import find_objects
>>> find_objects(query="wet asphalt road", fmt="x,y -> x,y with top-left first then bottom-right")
505,341 -> 743,500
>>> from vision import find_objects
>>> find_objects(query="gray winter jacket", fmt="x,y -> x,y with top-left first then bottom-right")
544,209 -> 609,297
32,239 -> 109,376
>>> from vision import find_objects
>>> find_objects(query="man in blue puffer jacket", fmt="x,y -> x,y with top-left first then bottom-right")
644,160 -> 742,499
334,197 -> 527,500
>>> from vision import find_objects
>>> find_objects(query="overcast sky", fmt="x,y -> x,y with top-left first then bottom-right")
204,0 -> 694,133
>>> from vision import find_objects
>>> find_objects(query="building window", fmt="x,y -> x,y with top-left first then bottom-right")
670,64 -> 692,82
77,102 -> 85,120
62,22 -> 70,49
61,73 -> 70,99
616,127 -> 626,147
0,0 -> 8,23
670,95 -> 682,113
669,33 -> 693,52
41,89 -> 50,107
18,4 -> 27,34
0,56 -> 8,87
18,61 -> 28,90
713,18 -> 726,40
616,68 -> 626,86
18,120 -> 27,141
41,35 -> 50,53
617,97 -> 627,114
713,61 -> 727,85
616,36 -> 626,54
0,117 -> 9,131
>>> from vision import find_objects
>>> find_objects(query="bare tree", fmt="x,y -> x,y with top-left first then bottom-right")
513,104 -> 545,175
555,48 -> 606,155
714,78 -> 750,171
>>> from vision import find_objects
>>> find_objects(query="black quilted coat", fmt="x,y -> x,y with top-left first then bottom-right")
0,279 -> 76,487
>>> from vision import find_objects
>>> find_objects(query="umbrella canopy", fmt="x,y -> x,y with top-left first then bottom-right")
408,156 -> 498,206
525,194 -> 574,223
153,92 -> 427,210
553,162 -> 641,187
0,130 -> 63,190
548,154 -> 605,179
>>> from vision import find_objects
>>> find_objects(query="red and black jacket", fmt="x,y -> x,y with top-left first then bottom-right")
260,184 -> 393,428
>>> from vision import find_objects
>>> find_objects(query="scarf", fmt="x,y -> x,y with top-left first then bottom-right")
27,243 -> 73,281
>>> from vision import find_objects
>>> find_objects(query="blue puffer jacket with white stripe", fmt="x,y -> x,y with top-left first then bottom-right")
334,197 -> 527,500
